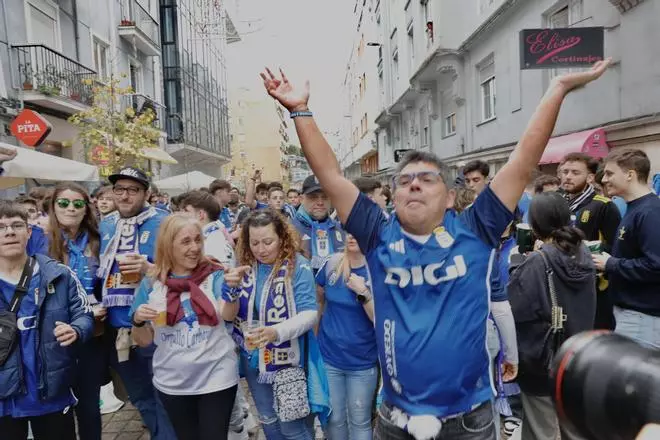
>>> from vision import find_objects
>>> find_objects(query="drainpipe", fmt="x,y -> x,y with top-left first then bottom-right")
72,0 -> 80,61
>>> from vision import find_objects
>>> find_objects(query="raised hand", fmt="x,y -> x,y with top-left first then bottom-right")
554,57 -> 612,92
225,265 -> 251,288
0,146 -> 17,164
260,67 -> 310,113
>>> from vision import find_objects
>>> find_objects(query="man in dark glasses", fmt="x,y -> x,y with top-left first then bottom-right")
260,59 -> 611,440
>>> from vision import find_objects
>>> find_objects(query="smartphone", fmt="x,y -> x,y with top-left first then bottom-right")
516,223 -> 534,254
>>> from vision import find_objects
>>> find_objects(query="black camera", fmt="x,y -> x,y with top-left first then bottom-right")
551,331 -> 660,440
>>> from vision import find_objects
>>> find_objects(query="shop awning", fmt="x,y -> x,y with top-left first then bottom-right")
539,128 -> 610,165
153,171 -> 217,196
0,143 -> 99,186
139,147 -> 178,164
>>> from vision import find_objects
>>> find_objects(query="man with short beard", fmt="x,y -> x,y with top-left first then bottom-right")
559,152 -> 621,329
98,167 -> 175,439
291,175 -> 345,273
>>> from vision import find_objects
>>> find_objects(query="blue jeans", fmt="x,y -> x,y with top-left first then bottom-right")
325,364 -> 378,440
242,357 -> 314,440
614,306 -> 660,348
374,401 -> 496,440
106,331 -> 176,440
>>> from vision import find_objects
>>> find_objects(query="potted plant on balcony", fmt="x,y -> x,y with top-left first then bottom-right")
19,63 -> 34,90
35,65 -> 65,96
120,18 -> 135,26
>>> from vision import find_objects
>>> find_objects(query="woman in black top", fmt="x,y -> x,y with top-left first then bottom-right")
508,192 -> 596,440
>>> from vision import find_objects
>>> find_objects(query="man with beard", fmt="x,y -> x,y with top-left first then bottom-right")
559,152 -> 621,329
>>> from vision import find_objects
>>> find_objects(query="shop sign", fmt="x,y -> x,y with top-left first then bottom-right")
520,27 -> 604,69
9,109 -> 52,147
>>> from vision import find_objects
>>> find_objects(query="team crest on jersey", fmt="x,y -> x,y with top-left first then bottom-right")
433,226 -> 454,248
335,230 -> 343,242
140,231 -> 150,244
328,270 -> 339,286
618,226 -> 626,240
580,210 -> 591,223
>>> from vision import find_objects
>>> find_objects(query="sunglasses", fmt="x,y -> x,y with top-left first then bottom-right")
56,198 -> 87,210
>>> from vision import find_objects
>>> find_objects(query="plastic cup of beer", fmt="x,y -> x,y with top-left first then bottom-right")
241,320 -> 260,350
150,296 -> 167,327
116,253 -> 142,285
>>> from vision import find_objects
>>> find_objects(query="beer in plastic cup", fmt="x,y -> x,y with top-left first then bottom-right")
241,320 -> 260,350
516,223 -> 534,254
149,295 -> 167,327
585,240 -> 602,254
116,253 -> 142,285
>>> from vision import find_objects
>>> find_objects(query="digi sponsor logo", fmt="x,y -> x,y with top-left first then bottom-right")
383,319 -> 401,394
384,256 -> 467,288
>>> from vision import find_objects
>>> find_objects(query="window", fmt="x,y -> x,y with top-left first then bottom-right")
129,61 -> 143,93
92,37 -> 109,80
420,105 -> 429,146
421,0 -> 432,47
25,0 -> 61,50
444,113 -> 456,137
478,58 -> 496,122
361,113 -> 368,136
548,1 -> 583,78
353,128 -> 359,147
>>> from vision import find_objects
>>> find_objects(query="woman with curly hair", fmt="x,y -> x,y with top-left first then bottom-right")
223,208 -> 329,440
47,182 -> 105,440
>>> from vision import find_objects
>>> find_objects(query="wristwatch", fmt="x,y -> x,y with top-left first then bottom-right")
356,289 -> 372,304
132,318 -> 146,328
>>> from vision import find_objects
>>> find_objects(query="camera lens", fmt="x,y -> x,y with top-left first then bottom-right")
551,331 -> 660,440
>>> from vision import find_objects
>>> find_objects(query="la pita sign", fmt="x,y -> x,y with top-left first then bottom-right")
10,109 -> 52,147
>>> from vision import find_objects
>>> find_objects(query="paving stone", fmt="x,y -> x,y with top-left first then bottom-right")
123,420 -> 147,432
103,421 -> 126,433
111,410 -> 137,422
101,434 -> 117,440
115,433 -> 144,440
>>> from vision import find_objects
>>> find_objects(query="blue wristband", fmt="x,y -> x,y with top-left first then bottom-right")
221,283 -> 240,302
290,111 -> 313,119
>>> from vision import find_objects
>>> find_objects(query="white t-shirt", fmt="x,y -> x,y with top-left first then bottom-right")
203,221 -> 235,268
131,271 -> 239,395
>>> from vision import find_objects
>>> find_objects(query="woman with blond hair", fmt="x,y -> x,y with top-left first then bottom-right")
130,214 -> 239,440
223,208 -> 330,440
316,233 -> 377,440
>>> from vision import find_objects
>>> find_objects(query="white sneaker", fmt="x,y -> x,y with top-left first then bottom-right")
245,412 -> 259,434
228,429 -> 249,440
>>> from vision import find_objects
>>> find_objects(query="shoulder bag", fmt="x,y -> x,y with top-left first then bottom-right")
0,257 -> 35,366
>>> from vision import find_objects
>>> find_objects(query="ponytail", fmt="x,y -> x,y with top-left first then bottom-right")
550,225 -> 585,255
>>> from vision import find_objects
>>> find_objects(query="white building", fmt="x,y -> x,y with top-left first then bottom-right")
372,0 -> 660,181
337,0 -> 382,181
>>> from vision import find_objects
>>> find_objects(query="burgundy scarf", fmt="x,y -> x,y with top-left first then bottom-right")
165,260 -> 223,327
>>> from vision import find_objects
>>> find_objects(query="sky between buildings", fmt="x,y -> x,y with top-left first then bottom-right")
226,0 -> 355,147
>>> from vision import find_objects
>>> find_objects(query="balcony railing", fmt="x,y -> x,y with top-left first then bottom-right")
119,0 -> 159,47
12,44 -> 96,106
121,94 -> 166,130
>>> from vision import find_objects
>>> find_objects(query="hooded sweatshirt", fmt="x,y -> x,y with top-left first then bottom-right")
507,243 -> 596,395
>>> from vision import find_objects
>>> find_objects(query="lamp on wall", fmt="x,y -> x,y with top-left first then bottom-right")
366,42 -> 382,47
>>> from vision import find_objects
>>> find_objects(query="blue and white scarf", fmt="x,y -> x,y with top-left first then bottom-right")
66,231 -> 98,304
98,207 -> 158,307
297,208 -> 340,270
232,262 -> 300,384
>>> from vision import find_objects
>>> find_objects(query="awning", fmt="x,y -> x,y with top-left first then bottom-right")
153,171 -> 217,196
139,147 -> 178,164
539,128 -> 610,165
0,142 -> 99,187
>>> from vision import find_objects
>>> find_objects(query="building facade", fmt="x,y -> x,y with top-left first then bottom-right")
159,0 -> 239,179
0,0 -> 166,180
336,0 -> 382,181
223,87 -> 291,190
372,0 -> 660,181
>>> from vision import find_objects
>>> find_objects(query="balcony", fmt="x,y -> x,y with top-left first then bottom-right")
119,0 -> 160,56
121,93 -> 166,131
12,44 -> 95,114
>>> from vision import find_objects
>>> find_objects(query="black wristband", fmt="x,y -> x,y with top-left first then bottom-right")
132,318 -> 146,328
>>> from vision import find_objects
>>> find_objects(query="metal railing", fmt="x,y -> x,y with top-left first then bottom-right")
120,0 -> 159,46
121,93 -> 166,130
12,44 -> 96,106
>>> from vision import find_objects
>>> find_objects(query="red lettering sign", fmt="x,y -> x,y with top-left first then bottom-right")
10,110 -> 52,147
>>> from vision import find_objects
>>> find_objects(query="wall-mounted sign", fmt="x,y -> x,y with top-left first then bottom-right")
10,109 -> 52,147
394,149 -> 413,163
520,27 -> 604,70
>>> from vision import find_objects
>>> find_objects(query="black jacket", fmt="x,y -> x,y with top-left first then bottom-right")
508,244 -> 596,395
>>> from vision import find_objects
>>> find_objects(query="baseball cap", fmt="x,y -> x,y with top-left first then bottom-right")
108,167 -> 150,189
302,175 -> 323,195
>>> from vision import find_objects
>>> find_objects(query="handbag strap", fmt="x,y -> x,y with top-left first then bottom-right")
9,257 -> 35,313
538,250 -> 566,331
303,332 -> 309,375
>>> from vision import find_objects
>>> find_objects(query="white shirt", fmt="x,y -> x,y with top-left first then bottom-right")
203,221 -> 235,268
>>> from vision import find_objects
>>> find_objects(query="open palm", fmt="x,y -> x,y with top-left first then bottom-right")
555,57 -> 612,91
260,68 -> 310,113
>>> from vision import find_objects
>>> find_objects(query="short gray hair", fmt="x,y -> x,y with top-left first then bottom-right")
394,150 -> 451,186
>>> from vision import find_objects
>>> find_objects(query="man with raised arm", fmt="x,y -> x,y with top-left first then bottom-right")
260,61 -> 610,440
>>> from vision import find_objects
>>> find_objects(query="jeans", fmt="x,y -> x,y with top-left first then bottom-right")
74,336 -> 105,440
325,364 -> 378,440
106,330 -> 176,440
520,392 -> 586,440
157,385 -> 238,440
374,401 -> 496,440
614,306 -> 660,348
0,411 -> 76,440
242,358 -> 314,440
